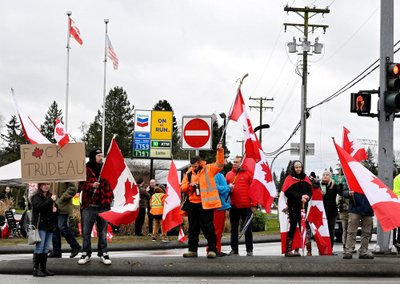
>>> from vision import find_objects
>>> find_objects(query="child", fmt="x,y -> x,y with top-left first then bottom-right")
150,186 -> 169,242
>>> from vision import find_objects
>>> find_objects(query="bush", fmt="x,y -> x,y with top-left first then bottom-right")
252,210 -> 266,232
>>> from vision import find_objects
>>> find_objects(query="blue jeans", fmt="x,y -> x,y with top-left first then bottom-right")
52,213 -> 81,255
35,230 -> 53,254
82,206 -> 108,257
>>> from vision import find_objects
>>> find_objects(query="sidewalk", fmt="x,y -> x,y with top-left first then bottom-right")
1,235 -> 399,277
0,234 -> 280,254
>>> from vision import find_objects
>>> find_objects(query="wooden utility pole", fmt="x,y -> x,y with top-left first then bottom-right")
283,5 -> 329,170
249,97 -> 273,144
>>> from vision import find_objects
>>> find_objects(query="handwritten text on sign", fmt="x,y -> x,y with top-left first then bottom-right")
20,143 -> 86,183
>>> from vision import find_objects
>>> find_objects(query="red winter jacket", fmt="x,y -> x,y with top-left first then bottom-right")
226,167 -> 255,208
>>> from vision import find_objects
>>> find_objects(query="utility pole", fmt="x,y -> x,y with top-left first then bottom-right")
377,0 -> 394,253
284,5 -> 329,170
249,97 -> 273,144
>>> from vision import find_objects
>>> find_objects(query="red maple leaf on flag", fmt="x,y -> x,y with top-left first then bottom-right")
308,206 -> 324,229
32,147 -> 44,159
56,127 -> 64,136
124,179 -> 138,205
370,176 -> 397,198
261,163 -> 273,183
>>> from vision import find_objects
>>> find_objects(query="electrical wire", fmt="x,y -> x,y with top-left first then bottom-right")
309,40 -> 400,111
264,40 -> 400,157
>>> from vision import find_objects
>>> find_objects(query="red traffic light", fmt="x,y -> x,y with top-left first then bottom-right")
388,63 -> 400,75
387,63 -> 400,90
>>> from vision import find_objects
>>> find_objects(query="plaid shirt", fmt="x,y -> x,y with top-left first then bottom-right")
79,166 -> 114,210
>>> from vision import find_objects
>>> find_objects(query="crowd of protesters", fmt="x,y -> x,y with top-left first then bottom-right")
13,142 -> 382,277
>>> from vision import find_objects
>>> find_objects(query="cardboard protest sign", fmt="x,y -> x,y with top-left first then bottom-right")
20,143 -> 86,183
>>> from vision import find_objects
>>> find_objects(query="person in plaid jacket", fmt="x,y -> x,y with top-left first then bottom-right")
77,148 -> 114,265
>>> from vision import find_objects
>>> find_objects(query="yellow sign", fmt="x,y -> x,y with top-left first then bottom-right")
151,111 -> 173,140
20,143 -> 86,183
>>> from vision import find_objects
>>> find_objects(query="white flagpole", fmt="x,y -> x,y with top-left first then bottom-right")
102,19 -> 109,153
65,11 -> 72,132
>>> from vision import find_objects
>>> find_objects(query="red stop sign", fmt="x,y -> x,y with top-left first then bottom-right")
183,118 -> 211,148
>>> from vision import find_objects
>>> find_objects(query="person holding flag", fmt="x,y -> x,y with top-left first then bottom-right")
180,143 -> 224,259
281,160 -> 312,257
77,148 -> 114,265
342,188 -> 374,259
226,155 -> 257,257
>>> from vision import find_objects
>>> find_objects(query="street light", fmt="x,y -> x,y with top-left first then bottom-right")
219,112 -> 227,148
254,124 -> 270,133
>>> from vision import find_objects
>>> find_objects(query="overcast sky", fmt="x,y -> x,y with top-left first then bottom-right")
1,0 -> 399,176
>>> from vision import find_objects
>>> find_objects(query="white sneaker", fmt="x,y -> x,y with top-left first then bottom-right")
78,253 -> 91,265
100,253 -> 112,265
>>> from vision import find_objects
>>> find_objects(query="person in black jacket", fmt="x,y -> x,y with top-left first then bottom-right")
320,171 -> 343,250
30,183 -> 57,277
281,160 -> 312,257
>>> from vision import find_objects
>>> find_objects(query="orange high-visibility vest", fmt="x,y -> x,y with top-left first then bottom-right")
150,193 -> 165,215
181,148 -> 224,210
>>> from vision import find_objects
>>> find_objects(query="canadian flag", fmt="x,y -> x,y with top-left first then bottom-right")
78,223 -> 113,242
178,226 -> 187,243
342,126 -> 368,162
242,146 -> 277,213
228,89 -> 261,162
1,223 -> 10,239
54,118 -> 70,148
162,160 -> 183,233
11,89 -> 50,144
99,138 -> 140,226
278,190 -> 302,254
69,18 -> 83,45
306,188 -> 332,255
334,141 -> 400,232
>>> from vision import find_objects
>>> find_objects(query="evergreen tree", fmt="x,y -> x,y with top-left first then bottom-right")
41,101 -> 63,143
0,115 -> 26,164
85,87 -> 134,156
273,171 -> 279,190
85,110 -> 103,153
364,147 -> 378,175
199,117 -> 227,163
278,168 -> 286,192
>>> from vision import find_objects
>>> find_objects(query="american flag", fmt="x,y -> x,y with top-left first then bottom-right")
106,35 -> 119,70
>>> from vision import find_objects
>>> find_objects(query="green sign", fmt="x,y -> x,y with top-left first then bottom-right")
134,150 -> 150,158
151,140 -> 171,148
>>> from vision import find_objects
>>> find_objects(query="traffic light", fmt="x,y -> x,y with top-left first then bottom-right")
350,92 -> 371,114
385,62 -> 400,112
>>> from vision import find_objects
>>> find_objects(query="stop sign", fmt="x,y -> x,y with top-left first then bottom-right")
182,116 -> 212,150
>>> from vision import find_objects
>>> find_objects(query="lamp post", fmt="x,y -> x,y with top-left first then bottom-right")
219,112 -> 227,148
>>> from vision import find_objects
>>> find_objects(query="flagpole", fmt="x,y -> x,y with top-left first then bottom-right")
102,19 -> 109,153
65,11 -> 72,132
219,73 -> 249,145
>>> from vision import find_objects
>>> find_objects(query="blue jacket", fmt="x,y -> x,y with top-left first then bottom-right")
343,190 -> 374,216
215,173 -> 231,211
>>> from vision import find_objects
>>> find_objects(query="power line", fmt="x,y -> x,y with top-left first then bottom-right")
265,40 -> 400,157
309,40 -> 400,111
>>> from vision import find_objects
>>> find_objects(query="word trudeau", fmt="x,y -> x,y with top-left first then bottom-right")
23,160 -> 86,177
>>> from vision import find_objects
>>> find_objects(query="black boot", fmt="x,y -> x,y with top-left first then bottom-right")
39,253 -> 55,276
33,253 -> 46,277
